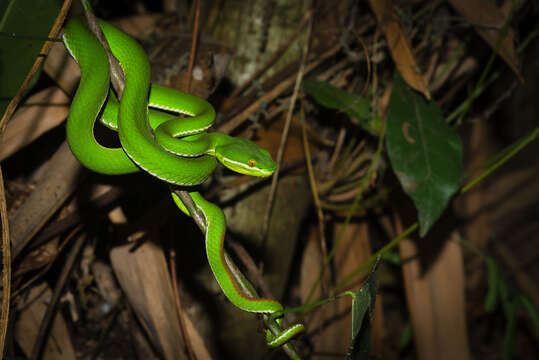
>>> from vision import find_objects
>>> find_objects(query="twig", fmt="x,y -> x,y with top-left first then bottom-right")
223,254 -> 302,359
185,0 -> 200,93
30,229 -> 86,360
173,2 -> 222,231
326,128 -> 346,175
494,243 -> 539,310
306,118 -> 387,304
334,223 -> 418,293
317,141 -> 367,195
0,2 -> 71,357
0,168 -> 10,360
27,187 -> 123,251
173,0 -> 207,226
228,240 -> 275,299
81,0 -> 124,96
450,1 -> 520,126
181,200 -> 303,358
11,225 -> 83,299
169,250 -> 196,360
173,9 -> 301,353
217,43 -> 340,135
11,142 -> 83,259
299,103 -> 328,295
481,80 -> 518,120
262,18 -> 312,242
0,0 -> 72,132
460,126 -> 539,194
326,183 -> 369,203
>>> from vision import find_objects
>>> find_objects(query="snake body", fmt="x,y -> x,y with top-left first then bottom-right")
63,17 -> 302,346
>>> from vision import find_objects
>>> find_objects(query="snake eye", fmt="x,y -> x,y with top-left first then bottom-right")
248,159 -> 257,168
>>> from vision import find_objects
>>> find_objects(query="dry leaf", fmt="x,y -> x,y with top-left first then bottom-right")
368,0 -> 431,99
43,42 -> 80,94
449,0 -> 523,82
299,225 -> 343,356
399,229 -> 469,360
0,87 -> 69,161
10,142 -> 81,258
112,14 -> 159,40
15,283 -> 76,360
110,240 -> 187,360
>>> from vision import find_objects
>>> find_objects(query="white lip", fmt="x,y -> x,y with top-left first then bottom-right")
223,158 -> 273,176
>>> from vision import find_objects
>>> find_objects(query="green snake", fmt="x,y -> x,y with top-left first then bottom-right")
62,17 -> 303,346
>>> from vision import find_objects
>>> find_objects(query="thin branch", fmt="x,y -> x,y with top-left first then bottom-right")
185,0 -> 201,93
0,2 -> 72,357
11,225 -> 83,299
299,103 -> 329,295
262,18 -> 312,242
173,0 -> 207,227
327,128 -> 347,175
228,240 -> 275,299
169,250 -> 196,360
223,254 -> 302,359
27,187 -> 123,251
81,0 -> 124,96
217,43 -> 340,135
306,118 -> 387,304
30,228 -> 85,360
0,168 -> 10,360
0,0 -> 73,132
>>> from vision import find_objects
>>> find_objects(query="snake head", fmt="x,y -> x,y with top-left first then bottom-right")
216,138 -> 276,178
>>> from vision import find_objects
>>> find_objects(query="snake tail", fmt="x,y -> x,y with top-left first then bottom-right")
172,192 -> 304,345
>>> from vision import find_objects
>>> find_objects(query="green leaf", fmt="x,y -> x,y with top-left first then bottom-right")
302,78 -> 381,135
519,295 -> 539,335
502,300 -> 518,360
484,256 -> 501,312
386,74 -> 463,236
346,257 -> 380,360
497,278 -> 518,360
398,322 -> 413,351
498,278 -> 509,303
381,250 -> 401,266
0,0 -> 62,118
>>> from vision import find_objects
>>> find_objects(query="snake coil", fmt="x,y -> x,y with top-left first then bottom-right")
63,17 -> 303,347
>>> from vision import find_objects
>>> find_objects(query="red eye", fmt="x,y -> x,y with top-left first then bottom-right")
248,160 -> 257,167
